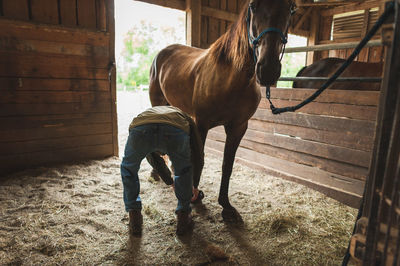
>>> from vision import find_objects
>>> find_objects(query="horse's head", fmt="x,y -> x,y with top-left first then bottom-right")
247,0 -> 296,86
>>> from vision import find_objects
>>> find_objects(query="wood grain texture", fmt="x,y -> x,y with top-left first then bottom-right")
30,0 -> 59,24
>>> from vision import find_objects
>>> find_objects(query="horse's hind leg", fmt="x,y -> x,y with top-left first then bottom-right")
148,58 -> 168,107
149,80 -> 168,107
219,121 -> 248,222
147,58 -> 169,179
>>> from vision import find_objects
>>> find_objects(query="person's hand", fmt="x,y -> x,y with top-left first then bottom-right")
191,188 -> 199,202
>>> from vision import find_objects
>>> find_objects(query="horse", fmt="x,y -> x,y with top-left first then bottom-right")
148,0 -> 296,221
293,57 -> 383,90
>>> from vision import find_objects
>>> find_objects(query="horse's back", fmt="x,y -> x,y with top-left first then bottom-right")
293,57 -> 383,90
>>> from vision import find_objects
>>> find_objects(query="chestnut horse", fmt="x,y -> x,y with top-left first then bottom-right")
293,57 -> 383,90
148,0 -> 295,220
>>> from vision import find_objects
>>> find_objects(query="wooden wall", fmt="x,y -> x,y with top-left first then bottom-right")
311,0 -> 385,64
206,87 -> 380,208
0,0 -> 117,175
199,0 -> 246,48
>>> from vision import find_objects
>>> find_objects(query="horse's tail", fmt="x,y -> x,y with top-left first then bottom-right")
150,53 -> 158,83
149,52 -> 169,106
292,65 -> 307,88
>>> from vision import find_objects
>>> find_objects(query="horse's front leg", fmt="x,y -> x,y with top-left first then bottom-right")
219,122 -> 248,221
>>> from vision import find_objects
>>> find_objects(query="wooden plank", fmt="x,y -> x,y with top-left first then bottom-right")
96,0 -> 107,31
0,54 -> 109,79
0,144 -> 113,176
30,0 -> 59,24
0,101 -> 111,116
201,6 -> 238,23
0,91 -> 111,104
258,98 -> 378,121
368,46 -> 384,62
0,112 -> 112,130
0,37 -> 109,57
205,139 -> 364,208
0,78 -> 109,91
321,1 -> 382,17
106,0 -> 118,157
219,0 -> 227,34
0,123 -> 112,143
77,0 -> 97,29
252,108 -> 376,136
2,0 -> 30,20
265,88 -> 380,106
208,0 -> 220,45
253,107 -> 376,137
208,128 -> 369,180
135,0 -> 185,10
200,15 -> 208,48
186,0 -> 202,47
239,138 -> 368,181
0,51 -> 109,68
0,134 -> 112,155
208,127 -> 371,167
306,9 -> 320,65
247,119 -> 374,152
0,18 -> 110,45
59,0 -> 77,27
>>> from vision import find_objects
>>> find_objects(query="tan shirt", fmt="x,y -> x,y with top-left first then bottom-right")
129,106 -> 190,133
129,106 -> 204,188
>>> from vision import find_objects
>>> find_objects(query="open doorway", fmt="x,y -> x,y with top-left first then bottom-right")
115,0 -> 186,156
277,34 -> 308,88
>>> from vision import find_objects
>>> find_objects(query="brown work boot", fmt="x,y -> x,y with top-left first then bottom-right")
176,211 -> 193,236
129,210 -> 143,236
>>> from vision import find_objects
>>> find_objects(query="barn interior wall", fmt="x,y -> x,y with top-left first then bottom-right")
0,0 -> 117,176
312,0 -> 386,64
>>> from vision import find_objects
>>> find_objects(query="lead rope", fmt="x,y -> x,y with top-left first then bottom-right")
267,1 -> 395,115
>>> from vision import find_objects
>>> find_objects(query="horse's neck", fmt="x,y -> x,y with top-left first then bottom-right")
208,17 -> 255,78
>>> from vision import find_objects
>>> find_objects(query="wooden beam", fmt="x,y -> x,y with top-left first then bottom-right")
186,0 -> 201,47
285,39 -> 382,53
294,7 -> 313,32
201,6 -> 238,22
107,0 -> 118,156
321,0 -> 382,16
306,8 -> 320,65
298,1 -> 362,7
134,0 -> 185,10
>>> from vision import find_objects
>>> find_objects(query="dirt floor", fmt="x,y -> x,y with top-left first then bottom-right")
0,91 -> 358,265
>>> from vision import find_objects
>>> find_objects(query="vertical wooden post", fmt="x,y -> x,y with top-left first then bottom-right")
107,0 -> 118,156
186,0 -> 201,47
306,8 -> 320,65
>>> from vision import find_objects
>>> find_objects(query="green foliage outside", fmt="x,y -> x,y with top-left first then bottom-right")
277,52 -> 307,88
117,19 -> 185,91
117,21 -> 305,90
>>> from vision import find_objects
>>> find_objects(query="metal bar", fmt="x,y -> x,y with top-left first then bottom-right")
285,39 -> 382,53
278,76 -> 382,82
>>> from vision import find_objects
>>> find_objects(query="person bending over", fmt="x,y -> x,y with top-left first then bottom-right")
120,106 -> 204,236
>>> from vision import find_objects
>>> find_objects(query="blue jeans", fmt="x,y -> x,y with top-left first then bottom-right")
121,124 -> 192,213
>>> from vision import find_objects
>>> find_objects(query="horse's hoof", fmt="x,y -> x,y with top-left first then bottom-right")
221,208 -> 243,224
191,190 -> 204,204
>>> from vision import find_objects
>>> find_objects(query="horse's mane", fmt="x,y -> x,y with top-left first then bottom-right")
208,0 -> 252,70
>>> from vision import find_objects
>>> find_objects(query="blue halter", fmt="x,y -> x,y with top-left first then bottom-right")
246,4 -> 291,63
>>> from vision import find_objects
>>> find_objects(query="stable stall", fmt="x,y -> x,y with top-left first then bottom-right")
1,0 -> 399,264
